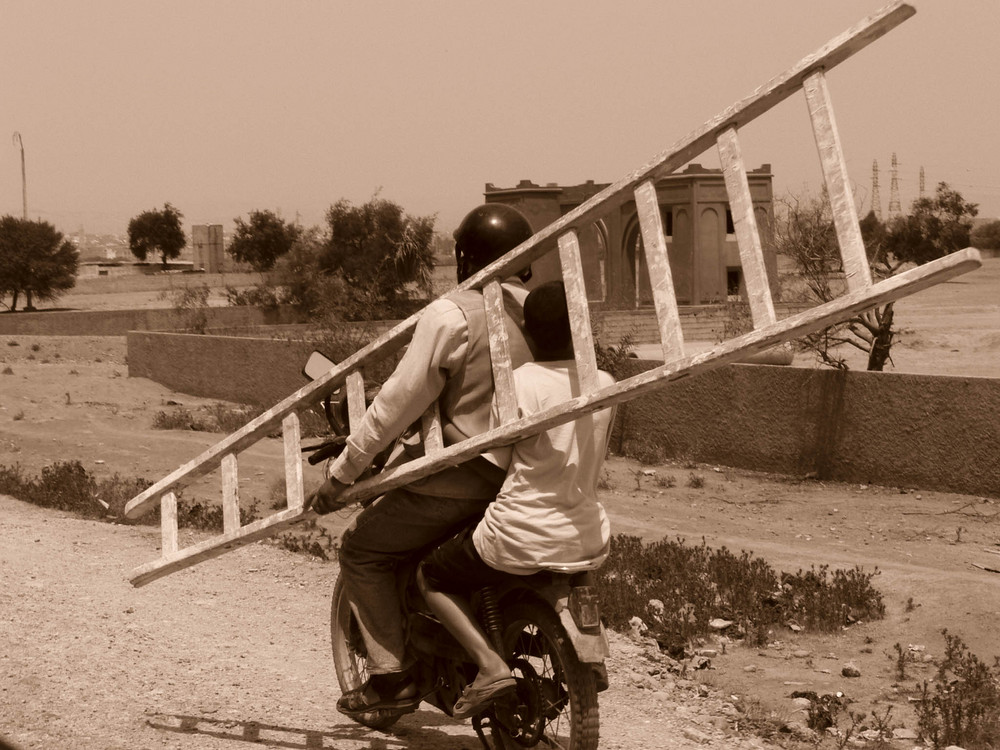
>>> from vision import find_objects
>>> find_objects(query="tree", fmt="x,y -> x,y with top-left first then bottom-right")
0,216 -> 79,311
772,193 -> 899,370
227,209 -> 302,271
775,183 -> 978,371
971,219 -> 1000,251
884,182 -> 978,265
319,197 -> 435,313
128,203 -> 186,269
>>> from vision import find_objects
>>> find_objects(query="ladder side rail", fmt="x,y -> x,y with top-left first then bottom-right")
124,314 -> 420,519
221,453 -> 240,534
448,2 -> 914,293
804,69 -> 872,290
282,413 -> 304,510
634,180 -> 685,360
421,407 -> 444,455
130,248 -> 981,586
123,2 -> 914,523
557,231 -> 600,393
483,280 -> 519,424
132,505 -> 311,587
312,249 -> 982,509
717,126 -> 778,328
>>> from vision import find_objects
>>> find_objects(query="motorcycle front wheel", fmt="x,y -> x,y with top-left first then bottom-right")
487,599 -> 599,750
330,575 -> 402,731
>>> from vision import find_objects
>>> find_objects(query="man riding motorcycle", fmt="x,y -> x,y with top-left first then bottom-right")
308,203 -> 534,718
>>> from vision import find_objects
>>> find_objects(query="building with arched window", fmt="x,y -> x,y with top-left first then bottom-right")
484,163 -> 776,309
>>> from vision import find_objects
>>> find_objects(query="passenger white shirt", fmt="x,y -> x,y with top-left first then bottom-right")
474,361 -> 616,575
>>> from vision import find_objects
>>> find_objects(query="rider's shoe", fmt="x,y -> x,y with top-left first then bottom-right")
337,672 -> 420,718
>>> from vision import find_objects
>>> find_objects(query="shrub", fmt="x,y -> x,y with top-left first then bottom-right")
153,402 -> 328,438
595,332 -> 636,380
916,630 -> 1000,748
225,284 -> 281,309
595,535 -> 885,653
0,462 -> 332,560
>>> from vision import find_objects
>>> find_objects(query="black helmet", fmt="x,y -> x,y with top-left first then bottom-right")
453,204 -> 533,282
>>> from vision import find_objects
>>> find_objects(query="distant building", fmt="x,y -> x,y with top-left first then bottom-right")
485,163 -> 776,308
192,225 -> 225,273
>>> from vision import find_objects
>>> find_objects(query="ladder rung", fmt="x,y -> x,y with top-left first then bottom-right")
717,125 -> 777,328
558,231 -> 600,394
421,404 -> 444,455
483,280 -> 518,424
282,413 -> 303,509
803,69 -> 872,291
221,453 -> 240,534
161,491 -> 178,556
634,180 -> 685,360
345,371 -> 366,428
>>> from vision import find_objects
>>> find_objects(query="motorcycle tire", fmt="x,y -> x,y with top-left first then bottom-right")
488,599 -> 599,750
329,575 -> 402,731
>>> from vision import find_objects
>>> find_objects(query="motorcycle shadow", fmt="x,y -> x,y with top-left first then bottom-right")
146,709 -> 483,749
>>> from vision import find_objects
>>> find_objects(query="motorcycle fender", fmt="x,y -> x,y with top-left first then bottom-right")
557,607 -> 610,663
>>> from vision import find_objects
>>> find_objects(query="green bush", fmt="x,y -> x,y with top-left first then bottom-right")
0,462 -> 340,560
917,630 -> 1000,749
152,401 -> 328,438
595,534 -> 885,653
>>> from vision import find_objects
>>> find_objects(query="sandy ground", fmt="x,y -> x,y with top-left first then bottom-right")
1,258 -> 998,749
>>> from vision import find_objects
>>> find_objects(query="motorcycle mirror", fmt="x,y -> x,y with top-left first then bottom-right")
303,350 -> 336,381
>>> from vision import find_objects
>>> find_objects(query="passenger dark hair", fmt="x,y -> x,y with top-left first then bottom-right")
523,281 -> 573,360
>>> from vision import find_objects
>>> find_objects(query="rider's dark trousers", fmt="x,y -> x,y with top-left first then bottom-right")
338,487 -> 491,674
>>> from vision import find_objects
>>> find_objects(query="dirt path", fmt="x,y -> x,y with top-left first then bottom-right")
1,494 -> 786,750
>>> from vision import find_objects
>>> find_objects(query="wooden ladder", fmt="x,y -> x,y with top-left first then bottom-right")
124,1 -> 980,586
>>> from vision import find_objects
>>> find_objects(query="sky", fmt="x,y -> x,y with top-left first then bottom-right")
1,0 -> 998,239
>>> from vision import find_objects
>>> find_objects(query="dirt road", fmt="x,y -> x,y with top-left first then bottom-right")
1,493 -> 784,750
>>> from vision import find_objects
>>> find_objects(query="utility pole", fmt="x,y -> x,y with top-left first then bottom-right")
888,152 -> 901,219
871,160 -> 882,220
11,132 -> 26,219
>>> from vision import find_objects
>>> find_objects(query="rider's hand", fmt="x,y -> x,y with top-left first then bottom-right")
307,476 -> 352,515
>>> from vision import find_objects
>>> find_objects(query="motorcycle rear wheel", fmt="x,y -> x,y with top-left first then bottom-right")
489,599 -> 599,750
330,575 -> 402,731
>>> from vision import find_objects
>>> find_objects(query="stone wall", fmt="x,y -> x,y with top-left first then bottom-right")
0,305 -> 301,336
614,359 -> 1000,499
126,329 -> 1000,498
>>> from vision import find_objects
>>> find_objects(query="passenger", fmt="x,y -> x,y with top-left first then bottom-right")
307,204 -> 535,718
416,280 -> 616,719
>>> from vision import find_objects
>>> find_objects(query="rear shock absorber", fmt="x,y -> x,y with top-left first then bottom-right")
479,585 -> 503,652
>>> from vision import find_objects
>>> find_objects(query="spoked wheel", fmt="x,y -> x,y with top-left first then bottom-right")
485,600 -> 599,750
330,575 -> 401,730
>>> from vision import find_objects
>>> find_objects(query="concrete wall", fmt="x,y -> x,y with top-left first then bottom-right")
127,331 -> 321,406
0,305 -> 301,336
592,303 -> 812,346
126,330 -> 1000,498
127,322 -> 399,406
615,360 -> 1000,499
68,271 -> 264,296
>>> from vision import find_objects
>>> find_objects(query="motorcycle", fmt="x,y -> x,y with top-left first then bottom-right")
302,351 -> 610,750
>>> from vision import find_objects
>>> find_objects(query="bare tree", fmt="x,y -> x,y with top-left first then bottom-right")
772,192 -> 899,370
